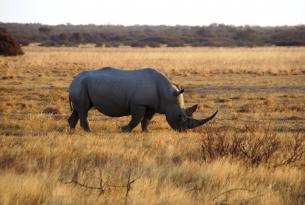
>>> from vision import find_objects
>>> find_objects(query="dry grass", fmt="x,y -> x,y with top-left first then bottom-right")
0,46 -> 305,205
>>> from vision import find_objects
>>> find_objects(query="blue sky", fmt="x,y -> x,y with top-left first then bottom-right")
1,0 -> 305,26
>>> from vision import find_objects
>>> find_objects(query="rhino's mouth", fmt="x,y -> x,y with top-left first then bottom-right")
176,127 -> 186,132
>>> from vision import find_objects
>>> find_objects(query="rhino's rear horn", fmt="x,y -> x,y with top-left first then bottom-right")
185,104 -> 198,116
188,110 -> 218,129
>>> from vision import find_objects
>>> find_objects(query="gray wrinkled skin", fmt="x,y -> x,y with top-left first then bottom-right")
68,67 -> 217,132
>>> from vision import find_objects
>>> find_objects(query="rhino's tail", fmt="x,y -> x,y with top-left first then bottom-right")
69,96 -> 73,112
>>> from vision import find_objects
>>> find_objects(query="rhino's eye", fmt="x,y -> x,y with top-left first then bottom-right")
178,114 -> 186,121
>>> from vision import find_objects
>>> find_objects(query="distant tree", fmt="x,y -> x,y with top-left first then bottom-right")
0,31 -> 24,56
68,32 -> 82,46
129,41 -> 146,47
140,37 -> 166,44
105,42 -> 120,47
58,33 -> 69,42
147,41 -> 161,48
234,28 -> 254,41
196,27 -> 209,36
166,39 -> 184,47
38,27 -> 51,34
95,42 -> 104,47
18,39 -> 30,46
0,27 -> 7,33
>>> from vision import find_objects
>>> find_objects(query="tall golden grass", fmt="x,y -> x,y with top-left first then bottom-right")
2,46 -> 305,78
0,46 -> 304,205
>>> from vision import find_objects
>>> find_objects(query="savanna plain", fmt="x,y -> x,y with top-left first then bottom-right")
0,46 -> 305,205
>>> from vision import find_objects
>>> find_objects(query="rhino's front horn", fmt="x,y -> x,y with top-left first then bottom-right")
187,110 -> 218,129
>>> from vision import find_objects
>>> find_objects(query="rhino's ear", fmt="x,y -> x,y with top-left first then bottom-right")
185,104 -> 198,116
177,88 -> 184,96
173,88 -> 184,97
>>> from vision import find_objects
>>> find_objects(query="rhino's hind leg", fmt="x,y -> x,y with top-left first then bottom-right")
74,100 -> 92,132
79,113 -> 90,132
141,109 -> 155,132
68,109 -> 79,129
121,105 -> 146,132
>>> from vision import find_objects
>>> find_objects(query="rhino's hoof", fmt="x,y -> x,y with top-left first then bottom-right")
121,126 -> 131,133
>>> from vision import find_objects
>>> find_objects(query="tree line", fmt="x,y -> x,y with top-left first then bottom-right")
1,22 -> 305,47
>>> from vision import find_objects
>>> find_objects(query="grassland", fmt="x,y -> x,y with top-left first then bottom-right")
0,46 -> 305,205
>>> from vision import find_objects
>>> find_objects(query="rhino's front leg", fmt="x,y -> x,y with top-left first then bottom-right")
121,105 -> 146,132
141,109 -> 155,132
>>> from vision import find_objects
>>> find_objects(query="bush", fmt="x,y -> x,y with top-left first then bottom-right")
201,133 -> 280,166
105,42 -> 120,47
167,41 -> 184,47
18,39 -> 30,46
129,41 -> 146,47
200,125 -> 305,167
146,41 -> 162,48
95,42 -> 104,47
0,31 -> 24,56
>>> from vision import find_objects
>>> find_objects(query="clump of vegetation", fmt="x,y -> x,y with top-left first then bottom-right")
42,106 -> 61,114
238,102 -> 262,113
201,130 -> 305,167
0,31 -> 24,56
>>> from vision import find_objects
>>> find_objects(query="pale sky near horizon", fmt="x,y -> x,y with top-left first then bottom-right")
1,0 -> 305,26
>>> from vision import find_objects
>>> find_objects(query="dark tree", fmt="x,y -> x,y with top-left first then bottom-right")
38,27 -> 51,34
0,31 -> 24,56
0,27 -> 7,33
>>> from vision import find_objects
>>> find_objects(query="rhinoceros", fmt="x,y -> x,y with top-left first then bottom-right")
68,67 -> 217,132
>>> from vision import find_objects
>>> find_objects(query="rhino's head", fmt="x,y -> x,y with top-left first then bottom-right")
165,88 -> 218,131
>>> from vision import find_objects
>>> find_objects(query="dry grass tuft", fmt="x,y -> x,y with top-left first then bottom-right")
238,102 -> 262,113
42,106 -> 61,115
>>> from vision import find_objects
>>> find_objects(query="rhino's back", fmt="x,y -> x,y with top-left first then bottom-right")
84,67 -> 162,117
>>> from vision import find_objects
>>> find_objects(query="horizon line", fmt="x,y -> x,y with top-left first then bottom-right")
1,21 -> 304,28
